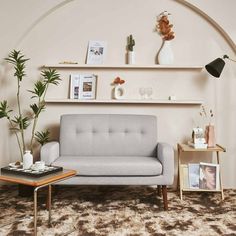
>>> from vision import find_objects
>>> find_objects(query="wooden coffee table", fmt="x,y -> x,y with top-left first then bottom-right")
0,169 -> 76,236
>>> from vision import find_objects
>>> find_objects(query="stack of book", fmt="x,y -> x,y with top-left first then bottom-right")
188,141 -> 207,149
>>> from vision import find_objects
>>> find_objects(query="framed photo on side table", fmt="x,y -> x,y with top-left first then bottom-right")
86,40 -> 107,64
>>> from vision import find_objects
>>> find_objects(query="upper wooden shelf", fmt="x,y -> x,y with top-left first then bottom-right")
45,99 -> 203,105
42,64 -> 203,70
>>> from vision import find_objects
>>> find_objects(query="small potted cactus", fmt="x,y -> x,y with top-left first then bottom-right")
127,34 -> 135,64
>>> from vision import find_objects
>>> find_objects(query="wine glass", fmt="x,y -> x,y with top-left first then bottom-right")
146,87 -> 153,99
139,87 -> 145,99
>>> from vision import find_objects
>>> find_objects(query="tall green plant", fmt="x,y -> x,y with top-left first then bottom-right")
0,50 -> 61,160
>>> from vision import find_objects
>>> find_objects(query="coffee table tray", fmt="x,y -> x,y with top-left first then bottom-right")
1,165 -> 63,177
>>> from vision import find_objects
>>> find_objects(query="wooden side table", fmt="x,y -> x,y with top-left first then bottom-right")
0,169 -> 76,236
177,143 -> 226,200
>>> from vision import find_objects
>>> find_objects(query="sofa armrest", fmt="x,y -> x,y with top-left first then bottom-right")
40,141 -> 59,165
157,142 -> 174,185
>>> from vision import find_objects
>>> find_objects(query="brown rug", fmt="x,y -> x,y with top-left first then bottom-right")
0,185 -> 235,236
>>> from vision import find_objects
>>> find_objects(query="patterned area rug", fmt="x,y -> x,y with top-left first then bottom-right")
0,185 -> 235,236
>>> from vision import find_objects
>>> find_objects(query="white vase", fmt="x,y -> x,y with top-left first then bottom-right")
23,150 -> 33,169
114,84 -> 125,99
127,51 -> 135,64
157,40 -> 174,65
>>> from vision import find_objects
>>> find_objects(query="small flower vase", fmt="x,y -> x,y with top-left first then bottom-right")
23,150 -> 33,169
114,84 -> 125,99
157,40 -> 174,65
205,124 -> 216,147
127,51 -> 135,64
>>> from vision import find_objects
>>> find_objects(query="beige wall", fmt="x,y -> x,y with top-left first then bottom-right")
0,0 -> 235,188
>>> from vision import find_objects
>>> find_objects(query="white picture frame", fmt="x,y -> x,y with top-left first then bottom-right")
199,162 -> 220,190
86,40 -> 107,64
69,74 -> 80,99
188,163 -> 200,189
78,74 -> 97,100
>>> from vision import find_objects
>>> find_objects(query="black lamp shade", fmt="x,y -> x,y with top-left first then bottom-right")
205,58 -> 225,78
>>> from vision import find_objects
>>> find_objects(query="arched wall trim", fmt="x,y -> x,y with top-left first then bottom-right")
176,0 -> 236,54
15,0 -> 236,55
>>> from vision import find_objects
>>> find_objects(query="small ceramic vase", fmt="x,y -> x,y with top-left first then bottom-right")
157,40 -> 174,65
127,51 -> 135,64
205,124 -> 216,147
23,150 -> 33,169
114,84 -> 125,99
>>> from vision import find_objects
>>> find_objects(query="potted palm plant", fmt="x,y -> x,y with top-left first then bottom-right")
0,50 -> 60,174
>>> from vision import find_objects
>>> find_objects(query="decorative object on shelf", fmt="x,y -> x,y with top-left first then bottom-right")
156,11 -> 175,65
112,77 -> 125,99
86,40 -> 107,64
139,87 -> 153,99
59,61 -> 78,64
23,150 -> 33,169
205,55 -> 236,78
0,50 -> 61,160
127,34 -> 135,64
168,95 -> 176,100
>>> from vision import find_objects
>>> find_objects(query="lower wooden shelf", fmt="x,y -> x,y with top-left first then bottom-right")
45,99 -> 203,105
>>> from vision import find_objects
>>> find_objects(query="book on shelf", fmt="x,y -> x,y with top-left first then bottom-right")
199,162 -> 220,190
182,165 -> 189,189
86,40 -> 107,65
188,141 -> 207,149
69,74 -> 97,100
188,163 -> 200,189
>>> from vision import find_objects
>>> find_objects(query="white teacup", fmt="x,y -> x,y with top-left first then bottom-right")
32,161 -> 45,171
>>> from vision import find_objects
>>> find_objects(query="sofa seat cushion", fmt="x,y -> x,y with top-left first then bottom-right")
52,156 -> 162,176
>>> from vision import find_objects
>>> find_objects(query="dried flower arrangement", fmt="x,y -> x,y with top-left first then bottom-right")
156,11 -> 175,41
200,105 -> 214,124
112,77 -> 125,85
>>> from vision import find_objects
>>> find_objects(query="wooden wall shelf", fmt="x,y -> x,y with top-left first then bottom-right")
45,99 -> 203,105
42,64 -> 203,70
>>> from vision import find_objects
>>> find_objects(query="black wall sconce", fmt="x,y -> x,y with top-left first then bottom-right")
205,55 -> 236,78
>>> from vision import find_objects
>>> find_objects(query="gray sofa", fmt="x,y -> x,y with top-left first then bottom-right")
41,114 -> 174,210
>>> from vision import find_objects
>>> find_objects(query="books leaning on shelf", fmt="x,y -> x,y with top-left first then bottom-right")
86,40 -> 107,65
70,74 -> 97,100
188,163 -> 200,189
187,163 -> 220,190
188,141 -> 207,149
199,162 -> 220,190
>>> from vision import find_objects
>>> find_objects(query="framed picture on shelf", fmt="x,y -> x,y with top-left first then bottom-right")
86,40 -> 107,64
188,163 -> 200,189
78,74 -> 97,100
70,74 -> 80,99
199,162 -> 220,190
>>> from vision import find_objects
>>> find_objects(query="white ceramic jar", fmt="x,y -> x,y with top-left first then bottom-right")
23,150 -> 33,169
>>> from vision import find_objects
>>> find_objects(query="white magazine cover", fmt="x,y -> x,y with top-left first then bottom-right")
86,40 -> 107,64
199,162 -> 220,190
78,74 -> 97,99
70,74 -> 80,99
188,163 -> 200,189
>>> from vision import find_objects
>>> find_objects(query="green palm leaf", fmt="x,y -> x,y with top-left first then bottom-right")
35,130 -> 50,146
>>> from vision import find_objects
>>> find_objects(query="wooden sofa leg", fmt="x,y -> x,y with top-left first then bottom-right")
162,185 -> 168,211
157,185 -> 162,196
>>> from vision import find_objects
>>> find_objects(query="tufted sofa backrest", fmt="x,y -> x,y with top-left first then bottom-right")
60,114 -> 157,157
